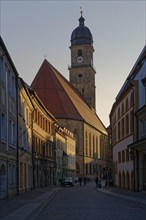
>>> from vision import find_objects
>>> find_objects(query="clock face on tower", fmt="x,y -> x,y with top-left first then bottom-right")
77,56 -> 83,63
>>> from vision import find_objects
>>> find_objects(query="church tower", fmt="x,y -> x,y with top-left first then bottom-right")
69,10 -> 96,111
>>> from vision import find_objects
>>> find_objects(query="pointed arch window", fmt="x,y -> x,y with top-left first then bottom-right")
78,49 -> 82,56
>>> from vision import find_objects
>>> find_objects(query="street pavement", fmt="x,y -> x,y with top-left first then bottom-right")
0,182 -> 146,220
0,186 -> 61,220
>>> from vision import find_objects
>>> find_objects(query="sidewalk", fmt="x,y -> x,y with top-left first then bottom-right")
0,186 -> 61,220
98,181 -> 146,205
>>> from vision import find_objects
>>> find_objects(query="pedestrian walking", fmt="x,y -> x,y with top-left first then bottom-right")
79,177 -> 82,186
98,178 -> 102,188
83,176 -> 87,186
95,176 -> 99,188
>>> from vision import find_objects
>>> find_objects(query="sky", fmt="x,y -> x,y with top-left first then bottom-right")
0,0 -> 145,127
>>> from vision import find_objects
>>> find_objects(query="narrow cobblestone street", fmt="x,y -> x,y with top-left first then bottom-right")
31,183 -> 146,220
1,182 -> 145,220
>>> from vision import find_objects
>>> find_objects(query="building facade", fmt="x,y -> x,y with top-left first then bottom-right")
29,89 -> 56,188
55,125 -> 76,184
110,88 -> 135,190
128,45 -> 146,191
0,36 -> 18,199
18,77 -> 34,194
0,36 -> 76,200
110,45 -> 146,191
55,125 -> 66,185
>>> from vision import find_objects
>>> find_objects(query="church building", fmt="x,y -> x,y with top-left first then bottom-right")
31,12 -> 108,179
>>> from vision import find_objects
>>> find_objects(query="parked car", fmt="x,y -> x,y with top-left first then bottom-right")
61,178 -> 74,187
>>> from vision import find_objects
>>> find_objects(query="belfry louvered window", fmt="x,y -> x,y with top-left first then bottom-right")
78,49 -> 82,56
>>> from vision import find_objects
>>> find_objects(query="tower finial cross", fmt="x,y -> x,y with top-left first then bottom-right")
43,54 -> 47,59
80,7 -> 83,16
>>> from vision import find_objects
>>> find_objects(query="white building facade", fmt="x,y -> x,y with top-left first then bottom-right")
111,89 -> 134,190
110,45 -> 146,191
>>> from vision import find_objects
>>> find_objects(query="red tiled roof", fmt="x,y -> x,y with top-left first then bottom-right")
31,59 -> 107,135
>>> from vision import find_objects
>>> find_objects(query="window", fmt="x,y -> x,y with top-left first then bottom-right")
122,150 -> 125,162
96,137 -> 98,158
126,114 -> 129,136
19,127 -> 23,147
46,120 -> 48,132
126,149 -> 129,162
115,161 -> 117,174
26,108 -> 29,125
85,131 -> 88,155
118,107 -> 120,119
140,117 -> 146,138
126,98 -> 129,112
19,96 -> 22,115
13,165 -> 16,184
12,75 -> 16,97
8,70 -> 12,93
89,133 -> 91,156
93,135 -> 95,156
122,103 -> 125,116
9,164 -> 13,185
78,74 -> 82,78
9,120 -> 12,144
118,152 -> 121,163
122,118 -> 125,138
1,112 -> 6,141
1,85 -> 6,105
130,92 -> 134,108
1,60 -> 6,84
118,122 -> 120,140
130,110 -> 134,133
78,49 -> 82,56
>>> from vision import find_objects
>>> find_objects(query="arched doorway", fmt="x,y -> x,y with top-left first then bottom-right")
0,164 -> 7,200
